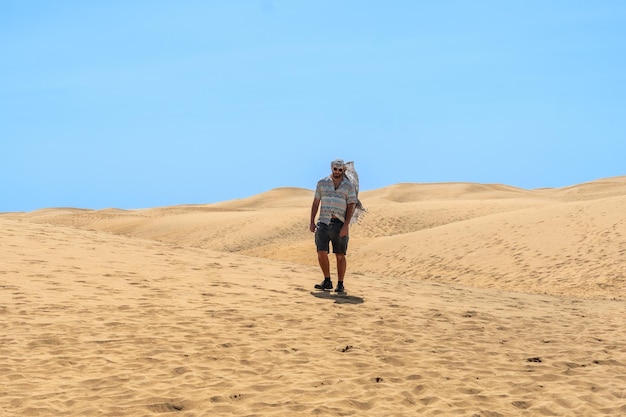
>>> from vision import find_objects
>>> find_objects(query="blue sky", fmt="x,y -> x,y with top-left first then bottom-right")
2,1 -> 625,212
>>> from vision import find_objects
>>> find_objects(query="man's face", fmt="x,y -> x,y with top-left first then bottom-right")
332,166 -> 344,179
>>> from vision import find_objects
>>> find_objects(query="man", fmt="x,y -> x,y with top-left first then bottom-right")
309,159 -> 357,293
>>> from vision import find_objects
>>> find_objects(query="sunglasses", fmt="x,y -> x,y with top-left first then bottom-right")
333,167 -> 344,172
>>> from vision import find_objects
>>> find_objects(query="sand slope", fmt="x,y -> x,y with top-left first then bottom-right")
16,177 -> 626,300
1,177 -> 625,416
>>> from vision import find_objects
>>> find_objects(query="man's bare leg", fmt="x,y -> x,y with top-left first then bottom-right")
317,251 -> 331,278
336,254 -> 346,282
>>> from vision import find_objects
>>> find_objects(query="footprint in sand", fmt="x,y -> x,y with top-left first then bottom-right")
147,402 -> 185,413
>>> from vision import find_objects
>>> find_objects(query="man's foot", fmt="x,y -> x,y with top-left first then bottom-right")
314,278 -> 333,290
335,282 -> 345,293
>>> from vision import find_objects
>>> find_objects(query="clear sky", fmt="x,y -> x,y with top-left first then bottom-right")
2,1 -> 625,212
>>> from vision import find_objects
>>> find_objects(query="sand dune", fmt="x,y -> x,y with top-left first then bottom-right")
1,176 -> 625,416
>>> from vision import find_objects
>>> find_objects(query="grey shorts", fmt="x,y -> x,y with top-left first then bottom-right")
315,218 -> 349,254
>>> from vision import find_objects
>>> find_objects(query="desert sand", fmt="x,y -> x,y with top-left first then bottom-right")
1,176 -> 625,416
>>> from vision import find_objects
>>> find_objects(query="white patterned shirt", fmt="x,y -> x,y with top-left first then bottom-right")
314,176 -> 357,225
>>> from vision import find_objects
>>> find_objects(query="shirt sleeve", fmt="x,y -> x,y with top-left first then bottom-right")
314,181 -> 322,200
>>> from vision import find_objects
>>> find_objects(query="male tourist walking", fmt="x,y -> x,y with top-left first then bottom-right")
310,159 -> 357,293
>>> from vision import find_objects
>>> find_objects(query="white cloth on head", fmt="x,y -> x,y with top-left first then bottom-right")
343,161 -> 366,224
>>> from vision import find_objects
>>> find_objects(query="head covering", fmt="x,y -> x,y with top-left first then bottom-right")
331,159 -> 346,168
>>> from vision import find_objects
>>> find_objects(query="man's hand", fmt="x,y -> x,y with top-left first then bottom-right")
340,224 -> 349,237
310,222 -> 317,233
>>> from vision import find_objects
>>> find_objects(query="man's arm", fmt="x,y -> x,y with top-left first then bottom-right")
340,202 -> 356,237
310,198 -> 320,232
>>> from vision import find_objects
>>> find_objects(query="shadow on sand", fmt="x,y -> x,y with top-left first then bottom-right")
310,291 -> 364,305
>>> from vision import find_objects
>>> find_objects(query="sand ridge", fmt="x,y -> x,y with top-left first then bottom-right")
1,177 -> 625,416
15,178 -> 626,300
